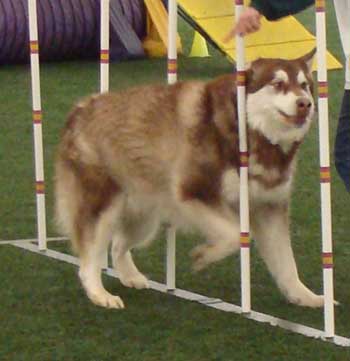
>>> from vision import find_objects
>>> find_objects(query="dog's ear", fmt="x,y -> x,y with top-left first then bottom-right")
245,58 -> 262,92
299,48 -> 316,73
245,59 -> 259,78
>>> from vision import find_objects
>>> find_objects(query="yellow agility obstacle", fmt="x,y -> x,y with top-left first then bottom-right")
177,0 -> 341,70
143,0 -> 182,57
189,32 -> 210,58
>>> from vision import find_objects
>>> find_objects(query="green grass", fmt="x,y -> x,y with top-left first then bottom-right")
1,5 -> 350,360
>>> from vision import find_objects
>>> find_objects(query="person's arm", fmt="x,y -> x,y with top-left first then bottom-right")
250,0 -> 314,21
224,0 -> 314,40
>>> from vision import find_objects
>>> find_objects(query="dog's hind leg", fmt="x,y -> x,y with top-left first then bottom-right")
252,204 -> 324,308
112,206 -> 160,289
78,197 -> 125,309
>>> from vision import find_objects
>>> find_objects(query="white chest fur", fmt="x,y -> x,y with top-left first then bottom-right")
221,167 -> 292,206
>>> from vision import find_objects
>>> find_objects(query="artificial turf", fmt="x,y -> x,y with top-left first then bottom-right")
1,3 -> 350,360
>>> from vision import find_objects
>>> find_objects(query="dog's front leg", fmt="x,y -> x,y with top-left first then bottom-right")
178,200 -> 240,271
252,204 -> 324,308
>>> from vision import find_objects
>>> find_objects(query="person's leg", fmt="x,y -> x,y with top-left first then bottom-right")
335,89 -> 350,192
334,0 -> 350,192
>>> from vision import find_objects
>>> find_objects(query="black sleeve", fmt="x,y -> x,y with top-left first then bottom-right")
250,0 -> 314,21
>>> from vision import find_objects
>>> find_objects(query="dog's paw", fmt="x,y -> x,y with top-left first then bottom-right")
288,293 -> 324,308
289,294 -> 339,308
119,272 -> 149,289
284,282 -> 339,308
87,290 -> 125,309
191,240 -> 238,272
191,244 -> 216,272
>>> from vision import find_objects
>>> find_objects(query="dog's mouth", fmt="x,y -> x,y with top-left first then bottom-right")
277,109 -> 307,128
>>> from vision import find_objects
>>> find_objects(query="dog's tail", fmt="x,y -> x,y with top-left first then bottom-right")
54,156 -> 82,254
53,101 -> 93,254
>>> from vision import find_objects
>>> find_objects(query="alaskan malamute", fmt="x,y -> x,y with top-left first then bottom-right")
55,49 -> 321,309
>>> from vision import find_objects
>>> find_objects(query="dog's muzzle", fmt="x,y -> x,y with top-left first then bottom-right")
278,97 -> 313,127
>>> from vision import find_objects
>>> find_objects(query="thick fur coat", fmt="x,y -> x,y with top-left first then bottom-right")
55,50 -> 322,309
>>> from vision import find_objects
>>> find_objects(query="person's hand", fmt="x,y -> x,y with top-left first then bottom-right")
223,7 -> 262,42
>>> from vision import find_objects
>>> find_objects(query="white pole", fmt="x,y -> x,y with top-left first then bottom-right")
166,226 -> 176,290
100,0 -> 110,269
167,0 -> 178,85
235,0 -> 251,314
315,0 -> 335,338
166,0 -> 178,290
28,0 -> 47,251
100,0 -> 110,93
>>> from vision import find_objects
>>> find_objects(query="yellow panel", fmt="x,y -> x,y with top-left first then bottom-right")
177,0 -> 341,70
193,16 -> 341,70
225,41 -> 342,71
177,0 -> 234,19
177,0 -> 252,18
197,16 -> 314,50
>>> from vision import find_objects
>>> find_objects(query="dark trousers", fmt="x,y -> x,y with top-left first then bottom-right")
335,89 -> 350,192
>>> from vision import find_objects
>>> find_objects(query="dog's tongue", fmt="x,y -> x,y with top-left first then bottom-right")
295,117 -> 306,127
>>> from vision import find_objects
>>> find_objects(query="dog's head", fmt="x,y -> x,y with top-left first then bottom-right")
246,49 -> 316,150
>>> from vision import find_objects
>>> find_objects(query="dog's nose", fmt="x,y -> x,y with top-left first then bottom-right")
296,97 -> 312,117
297,97 -> 312,109
293,97 -> 312,126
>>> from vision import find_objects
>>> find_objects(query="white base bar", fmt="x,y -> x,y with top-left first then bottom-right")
4,240 -> 349,348
0,237 -> 67,244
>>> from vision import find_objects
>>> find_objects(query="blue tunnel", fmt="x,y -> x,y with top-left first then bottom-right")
0,0 -> 146,64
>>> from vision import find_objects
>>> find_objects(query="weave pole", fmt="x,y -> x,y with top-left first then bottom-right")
28,0 -> 47,251
100,0 -> 110,93
315,0 -> 335,338
100,0 -> 110,269
167,0 -> 178,85
235,0 -> 251,314
166,0 -> 178,291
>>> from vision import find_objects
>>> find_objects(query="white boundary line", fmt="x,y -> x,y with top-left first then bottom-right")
4,240 -> 349,348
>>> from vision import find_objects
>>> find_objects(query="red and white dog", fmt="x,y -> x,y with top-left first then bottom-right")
55,49 -> 321,309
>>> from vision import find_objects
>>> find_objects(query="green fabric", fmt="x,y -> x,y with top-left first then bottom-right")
250,0 -> 314,20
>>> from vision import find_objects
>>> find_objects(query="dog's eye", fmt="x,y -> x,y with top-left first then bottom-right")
300,81 -> 308,90
272,80 -> 284,90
